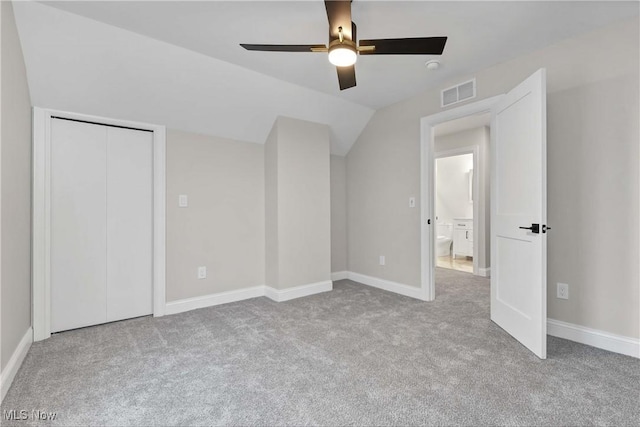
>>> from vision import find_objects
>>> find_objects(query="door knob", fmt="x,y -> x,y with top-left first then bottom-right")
519,223 -> 540,234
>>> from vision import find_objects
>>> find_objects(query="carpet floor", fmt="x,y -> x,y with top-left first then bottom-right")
2,268 -> 639,426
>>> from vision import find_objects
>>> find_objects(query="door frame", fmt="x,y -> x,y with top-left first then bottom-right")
420,95 -> 503,300
434,145 -> 480,275
32,107 -> 167,341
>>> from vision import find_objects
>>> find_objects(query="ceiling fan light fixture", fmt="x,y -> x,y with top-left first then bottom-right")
328,40 -> 357,67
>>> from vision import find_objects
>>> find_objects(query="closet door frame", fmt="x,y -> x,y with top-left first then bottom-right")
32,107 -> 166,341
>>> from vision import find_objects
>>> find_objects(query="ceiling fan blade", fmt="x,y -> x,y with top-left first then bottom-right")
359,37 -> 447,55
336,65 -> 356,90
324,0 -> 353,41
240,44 -> 327,52
351,21 -> 357,44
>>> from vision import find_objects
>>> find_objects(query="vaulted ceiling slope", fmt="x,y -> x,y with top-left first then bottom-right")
15,1 -> 639,155
36,1 -> 638,110
13,1 -> 374,155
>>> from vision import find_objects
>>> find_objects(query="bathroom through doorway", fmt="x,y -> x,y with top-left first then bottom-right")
432,112 -> 491,278
435,152 -> 475,273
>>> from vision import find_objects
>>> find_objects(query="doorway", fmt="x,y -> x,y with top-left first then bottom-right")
32,108 -> 167,341
431,113 -> 489,279
420,96 -> 501,302
434,151 -> 475,274
50,118 -> 154,333
420,69 -> 548,359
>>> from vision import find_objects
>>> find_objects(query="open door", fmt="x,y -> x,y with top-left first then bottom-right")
491,69 -> 547,359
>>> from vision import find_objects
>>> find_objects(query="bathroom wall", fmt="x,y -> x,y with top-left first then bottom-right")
435,153 -> 473,225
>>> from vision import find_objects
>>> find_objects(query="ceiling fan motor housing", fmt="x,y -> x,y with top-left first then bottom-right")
328,38 -> 357,67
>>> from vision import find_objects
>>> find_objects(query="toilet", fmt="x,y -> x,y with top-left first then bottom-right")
436,223 -> 453,257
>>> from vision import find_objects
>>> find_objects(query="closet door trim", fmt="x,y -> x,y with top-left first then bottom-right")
32,107 -> 166,341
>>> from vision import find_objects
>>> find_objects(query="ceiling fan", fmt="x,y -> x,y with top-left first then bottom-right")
240,0 -> 447,91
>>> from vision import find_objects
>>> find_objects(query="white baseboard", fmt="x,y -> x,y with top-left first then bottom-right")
331,271 -> 348,281
265,280 -> 333,302
347,272 -> 426,301
1,327 -> 33,403
165,286 -> 265,315
548,318 -> 640,359
478,267 -> 491,277
165,280 -> 334,315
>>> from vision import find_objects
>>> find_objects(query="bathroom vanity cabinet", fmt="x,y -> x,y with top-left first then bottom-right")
453,218 -> 473,259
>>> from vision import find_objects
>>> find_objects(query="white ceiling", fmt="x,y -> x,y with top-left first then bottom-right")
14,1 -> 639,154
37,1 -> 639,109
13,1 -> 374,155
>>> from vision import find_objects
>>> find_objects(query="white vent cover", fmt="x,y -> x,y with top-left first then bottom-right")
441,78 -> 476,107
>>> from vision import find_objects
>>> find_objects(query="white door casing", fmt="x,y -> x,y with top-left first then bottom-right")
490,69 -> 548,359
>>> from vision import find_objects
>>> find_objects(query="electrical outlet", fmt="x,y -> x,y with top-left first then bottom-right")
557,282 -> 569,300
198,266 -> 207,279
409,197 -> 416,208
379,255 -> 385,266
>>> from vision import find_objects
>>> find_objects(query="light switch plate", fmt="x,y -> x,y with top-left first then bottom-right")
409,197 -> 416,208
379,255 -> 385,266
198,266 -> 207,279
179,194 -> 188,208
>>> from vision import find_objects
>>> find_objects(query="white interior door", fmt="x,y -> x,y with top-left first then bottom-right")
51,119 -> 108,332
51,119 -> 153,332
106,127 -> 153,322
491,69 -> 547,359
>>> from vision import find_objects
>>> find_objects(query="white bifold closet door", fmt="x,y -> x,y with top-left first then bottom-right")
51,118 -> 153,333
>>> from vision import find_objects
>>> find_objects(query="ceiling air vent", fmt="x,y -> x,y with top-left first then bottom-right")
441,78 -> 476,107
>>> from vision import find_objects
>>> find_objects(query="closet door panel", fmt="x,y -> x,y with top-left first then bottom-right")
51,119 -> 108,332
106,127 -> 153,322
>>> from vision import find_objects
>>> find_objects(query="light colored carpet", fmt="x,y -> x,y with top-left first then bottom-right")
2,268 -> 639,426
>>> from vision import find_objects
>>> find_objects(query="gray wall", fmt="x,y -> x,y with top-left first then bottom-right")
330,155 -> 347,273
265,124 -> 278,288
346,18 -> 639,338
1,0 -> 32,370
347,102 -> 422,285
166,129 -> 265,302
265,116 -> 331,289
435,127 -> 491,270
546,75 -> 639,338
